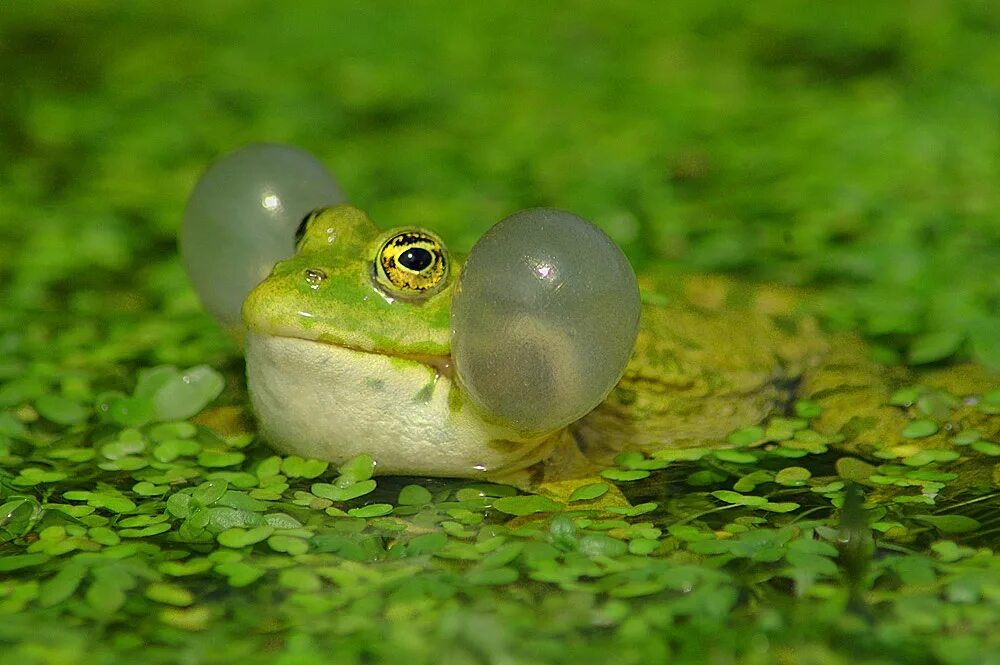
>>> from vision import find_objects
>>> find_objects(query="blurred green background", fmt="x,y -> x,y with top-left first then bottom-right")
2,0 -> 999,367
1,2 -> 999,664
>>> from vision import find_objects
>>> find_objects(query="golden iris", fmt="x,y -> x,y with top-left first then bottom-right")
375,230 -> 449,297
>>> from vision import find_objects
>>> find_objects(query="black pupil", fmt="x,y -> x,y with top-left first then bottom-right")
399,247 -> 433,271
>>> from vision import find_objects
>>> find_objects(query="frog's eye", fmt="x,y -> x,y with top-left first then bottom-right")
451,208 -> 640,435
181,143 -> 344,331
373,230 -> 449,299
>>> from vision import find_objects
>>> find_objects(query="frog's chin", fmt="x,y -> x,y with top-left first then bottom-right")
244,332 -> 556,478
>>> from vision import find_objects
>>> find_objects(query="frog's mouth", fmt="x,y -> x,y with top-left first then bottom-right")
253,330 -> 454,380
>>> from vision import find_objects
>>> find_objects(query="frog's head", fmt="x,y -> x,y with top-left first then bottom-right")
182,146 -> 639,477
242,204 -> 456,366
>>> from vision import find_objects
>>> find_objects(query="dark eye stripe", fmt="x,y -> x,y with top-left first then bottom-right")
295,210 -> 318,249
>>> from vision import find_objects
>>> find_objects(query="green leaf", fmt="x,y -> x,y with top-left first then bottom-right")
217,525 -> 274,548
192,479 -> 229,507
347,503 -> 393,518
338,454 -> 376,483
0,553 -> 50,572
493,495 -> 563,516
311,479 -> 377,502
902,419 -> 939,439
913,515 -> 981,534
34,395 -> 90,425
397,484 -> 433,506
711,490 -> 768,507
568,483 -> 610,502
714,450 -> 757,464
907,330 -> 964,364
267,534 -> 310,555
726,426 -> 764,446
145,582 -> 194,606
197,451 -> 245,467
148,365 -> 225,421
599,468 -> 650,482
38,562 -> 87,607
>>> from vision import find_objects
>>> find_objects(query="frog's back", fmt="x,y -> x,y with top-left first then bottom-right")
573,272 -> 828,461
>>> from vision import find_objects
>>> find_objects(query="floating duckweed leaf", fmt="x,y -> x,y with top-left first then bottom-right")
478,542 -> 522,568
280,456 -> 328,479
760,502 -> 800,513
687,470 -> 727,486
0,377 -> 47,408
734,470 -> 773,492
493,495 -> 563,516
397,484 -> 433,506
628,538 -> 659,555
38,563 -> 87,607
711,491 -> 768,507
727,426 -> 764,446
215,561 -> 265,587
255,456 -> 283,478
902,449 -> 960,466
148,421 -> 197,442
774,467 -> 811,486
578,534 -> 629,558
971,440 -> 1000,456
980,389 -> 1000,414
606,502 -> 658,517
338,454 -> 376,483
347,503 -> 393,518
144,365 -> 225,421
197,451 -> 245,467
913,515 -> 981,534
714,450 -> 757,464
34,395 -> 89,425
217,526 -> 274,548
600,469 -> 650,482
267,535 -> 310,555
466,566 -> 519,586
105,396 -> 156,427
888,387 -> 921,407
158,559 -> 213,577
930,540 -> 976,562
311,480 -> 377,502
836,457 -> 876,483
0,553 -> 50,572
278,568 -> 322,592
907,331 -> 964,365
13,468 -> 68,486
950,429 -> 981,446
264,513 -> 303,529
0,411 -> 28,439
119,523 -> 171,538
902,419 -> 939,439
568,483 -> 610,502
153,438 -> 201,462
651,447 -> 710,462
145,582 -> 194,606
193,479 -> 229,506
793,400 -> 822,419
132,481 -> 168,496
159,605 -> 212,631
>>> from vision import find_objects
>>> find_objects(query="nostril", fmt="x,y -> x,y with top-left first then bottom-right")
304,268 -> 327,287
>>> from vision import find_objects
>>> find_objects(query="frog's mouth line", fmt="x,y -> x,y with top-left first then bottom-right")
264,333 -> 455,381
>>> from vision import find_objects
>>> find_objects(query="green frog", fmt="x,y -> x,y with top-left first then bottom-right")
236,204 -> 997,493
182,146 -> 997,497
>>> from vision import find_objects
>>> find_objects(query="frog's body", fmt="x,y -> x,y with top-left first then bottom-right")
240,204 -> 997,492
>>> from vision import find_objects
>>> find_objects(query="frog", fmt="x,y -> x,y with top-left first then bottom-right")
235,203 -> 999,496
181,145 -> 998,500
